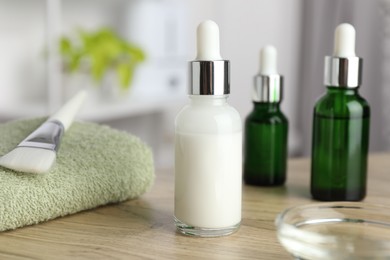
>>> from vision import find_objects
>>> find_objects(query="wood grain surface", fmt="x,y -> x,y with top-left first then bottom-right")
0,154 -> 389,259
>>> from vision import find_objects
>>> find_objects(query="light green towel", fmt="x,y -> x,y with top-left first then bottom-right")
0,118 -> 154,232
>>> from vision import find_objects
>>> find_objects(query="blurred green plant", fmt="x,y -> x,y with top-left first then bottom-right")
60,28 -> 145,90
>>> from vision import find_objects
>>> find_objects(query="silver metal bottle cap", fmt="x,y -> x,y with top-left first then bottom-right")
324,56 -> 362,88
253,74 -> 283,102
189,60 -> 230,95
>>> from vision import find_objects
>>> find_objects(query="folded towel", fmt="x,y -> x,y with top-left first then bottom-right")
0,118 -> 154,231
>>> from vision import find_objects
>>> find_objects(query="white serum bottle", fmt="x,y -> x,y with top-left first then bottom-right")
174,20 -> 242,237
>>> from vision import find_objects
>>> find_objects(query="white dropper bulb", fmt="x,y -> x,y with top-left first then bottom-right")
260,45 -> 278,75
333,23 -> 356,57
196,20 -> 223,60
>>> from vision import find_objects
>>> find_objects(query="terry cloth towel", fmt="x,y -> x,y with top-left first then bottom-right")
0,118 -> 154,232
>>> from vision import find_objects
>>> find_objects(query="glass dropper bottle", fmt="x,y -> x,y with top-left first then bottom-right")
311,23 -> 370,201
174,20 -> 242,237
244,45 -> 288,186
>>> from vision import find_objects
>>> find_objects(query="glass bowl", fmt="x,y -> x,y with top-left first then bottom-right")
275,202 -> 390,259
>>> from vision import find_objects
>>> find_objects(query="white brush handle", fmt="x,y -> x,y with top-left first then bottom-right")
48,90 -> 87,131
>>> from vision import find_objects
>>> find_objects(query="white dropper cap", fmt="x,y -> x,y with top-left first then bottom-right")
324,23 -> 362,87
190,20 -> 229,95
333,23 -> 356,57
260,45 -> 278,75
253,45 -> 283,102
196,20 -> 223,60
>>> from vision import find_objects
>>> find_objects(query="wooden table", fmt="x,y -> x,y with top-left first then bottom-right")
1,154 -> 389,259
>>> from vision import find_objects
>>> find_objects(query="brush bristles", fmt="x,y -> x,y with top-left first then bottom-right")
0,147 -> 56,174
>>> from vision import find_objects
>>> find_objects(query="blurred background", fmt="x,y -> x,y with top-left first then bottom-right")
0,0 -> 388,169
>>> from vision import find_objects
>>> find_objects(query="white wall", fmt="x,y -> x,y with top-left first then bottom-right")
1,0 -> 386,167
0,0 -> 47,106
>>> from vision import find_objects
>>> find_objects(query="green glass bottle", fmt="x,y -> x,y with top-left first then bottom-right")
244,45 -> 288,186
244,103 -> 288,185
311,23 -> 370,201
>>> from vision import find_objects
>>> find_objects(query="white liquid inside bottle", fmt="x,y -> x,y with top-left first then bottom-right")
175,94 -> 242,236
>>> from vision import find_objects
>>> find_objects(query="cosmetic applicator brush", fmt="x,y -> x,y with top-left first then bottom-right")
0,90 -> 87,174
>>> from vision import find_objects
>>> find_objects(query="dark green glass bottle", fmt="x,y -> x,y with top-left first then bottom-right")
244,102 -> 288,186
243,45 -> 288,186
311,87 -> 370,201
311,23 -> 370,201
